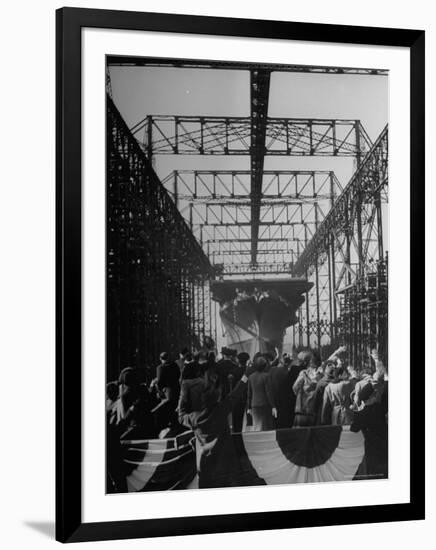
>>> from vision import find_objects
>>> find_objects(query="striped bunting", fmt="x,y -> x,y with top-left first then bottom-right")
121,430 -> 196,492
242,426 -> 365,484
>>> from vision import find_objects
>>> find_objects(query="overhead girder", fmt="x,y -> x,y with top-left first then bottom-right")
216,248 -> 297,256
211,248 -> 298,270
184,202 -> 324,228
131,116 -> 372,157
162,170 -> 342,201
107,56 -> 388,76
205,237 -> 306,262
197,219 -> 318,243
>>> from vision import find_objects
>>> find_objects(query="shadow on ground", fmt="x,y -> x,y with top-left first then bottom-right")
24,521 -> 54,539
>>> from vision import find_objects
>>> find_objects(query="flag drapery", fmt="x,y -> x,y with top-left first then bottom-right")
119,426 -> 379,492
241,426 -> 365,484
121,430 -> 196,492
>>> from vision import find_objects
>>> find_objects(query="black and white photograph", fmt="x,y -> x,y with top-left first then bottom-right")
106,56 -> 389,493
0,1 -> 430,547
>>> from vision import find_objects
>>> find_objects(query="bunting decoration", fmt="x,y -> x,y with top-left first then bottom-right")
119,426 -> 374,492
121,430 -> 196,492
241,426 -> 365,484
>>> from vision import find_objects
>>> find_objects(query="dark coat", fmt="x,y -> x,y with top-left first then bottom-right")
269,365 -> 293,429
229,364 -> 247,432
183,381 -> 248,488
216,358 -> 237,397
351,402 -> 388,478
156,361 -> 180,402
247,371 -> 275,409
178,377 -> 207,426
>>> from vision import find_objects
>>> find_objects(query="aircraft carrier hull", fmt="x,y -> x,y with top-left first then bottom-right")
211,278 -> 313,356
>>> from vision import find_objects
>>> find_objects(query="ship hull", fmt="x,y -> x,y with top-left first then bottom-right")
211,279 -> 313,356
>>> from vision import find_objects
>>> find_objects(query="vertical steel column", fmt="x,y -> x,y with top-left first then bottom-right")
250,69 -> 271,264
304,224 -> 310,347
173,171 -> 179,209
146,115 -> 153,160
314,204 -> 321,347
355,122 -> 364,275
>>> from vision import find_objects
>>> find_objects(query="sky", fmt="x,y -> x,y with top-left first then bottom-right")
110,66 -> 388,140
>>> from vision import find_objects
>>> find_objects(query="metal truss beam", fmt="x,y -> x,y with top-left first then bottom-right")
293,126 -> 388,280
196,221 -> 317,227
206,238 -> 303,243
200,224 -> 315,244
131,117 -> 371,157
217,249 -> 296,256
185,203 -> 322,231
107,56 -> 388,75
163,170 -> 342,201
206,238 -> 301,256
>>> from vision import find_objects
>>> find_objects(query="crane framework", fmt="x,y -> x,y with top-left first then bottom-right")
107,60 -> 388,375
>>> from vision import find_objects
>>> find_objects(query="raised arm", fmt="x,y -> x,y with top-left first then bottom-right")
327,345 -> 347,361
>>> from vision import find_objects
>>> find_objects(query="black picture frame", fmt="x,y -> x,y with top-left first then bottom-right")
56,6 -> 425,543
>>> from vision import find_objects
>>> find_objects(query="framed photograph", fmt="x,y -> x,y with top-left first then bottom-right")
56,7 -> 425,543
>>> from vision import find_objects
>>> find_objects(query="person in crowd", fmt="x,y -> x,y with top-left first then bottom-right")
115,367 -> 157,439
152,352 -> 181,431
287,352 -> 307,427
206,350 -> 216,371
247,356 -> 277,431
178,365 -> 207,428
230,352 -> 250,432
180,352 -> 199,381
106,381 -> 118,415
176,347 -> 190,378
292,351 -> 319,427
269,355 -> 293,429
180,361 -> 256,488
155,352 -> 180,402
351,381 -> 388,478
321,365 -> 354,425
195,350 -> 210,377
107,369 -> 157,492
350,349 -> 386,409
216,347 -> 237,398
312,361 -> 337,425
351,365 -> 373,409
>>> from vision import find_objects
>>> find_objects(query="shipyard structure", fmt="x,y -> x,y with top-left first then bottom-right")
107,58 -> 389,380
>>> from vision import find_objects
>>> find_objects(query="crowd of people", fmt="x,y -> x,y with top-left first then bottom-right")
107,344 -> 388,489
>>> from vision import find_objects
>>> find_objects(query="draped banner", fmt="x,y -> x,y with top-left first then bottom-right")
121,430 -> 196,492
119,426 -> 385,492
241,426 -> 365,484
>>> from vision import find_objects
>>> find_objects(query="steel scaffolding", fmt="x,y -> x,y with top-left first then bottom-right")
292,128 -> 389,363
107,97 -> 214,380
107,59 -> 389,370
